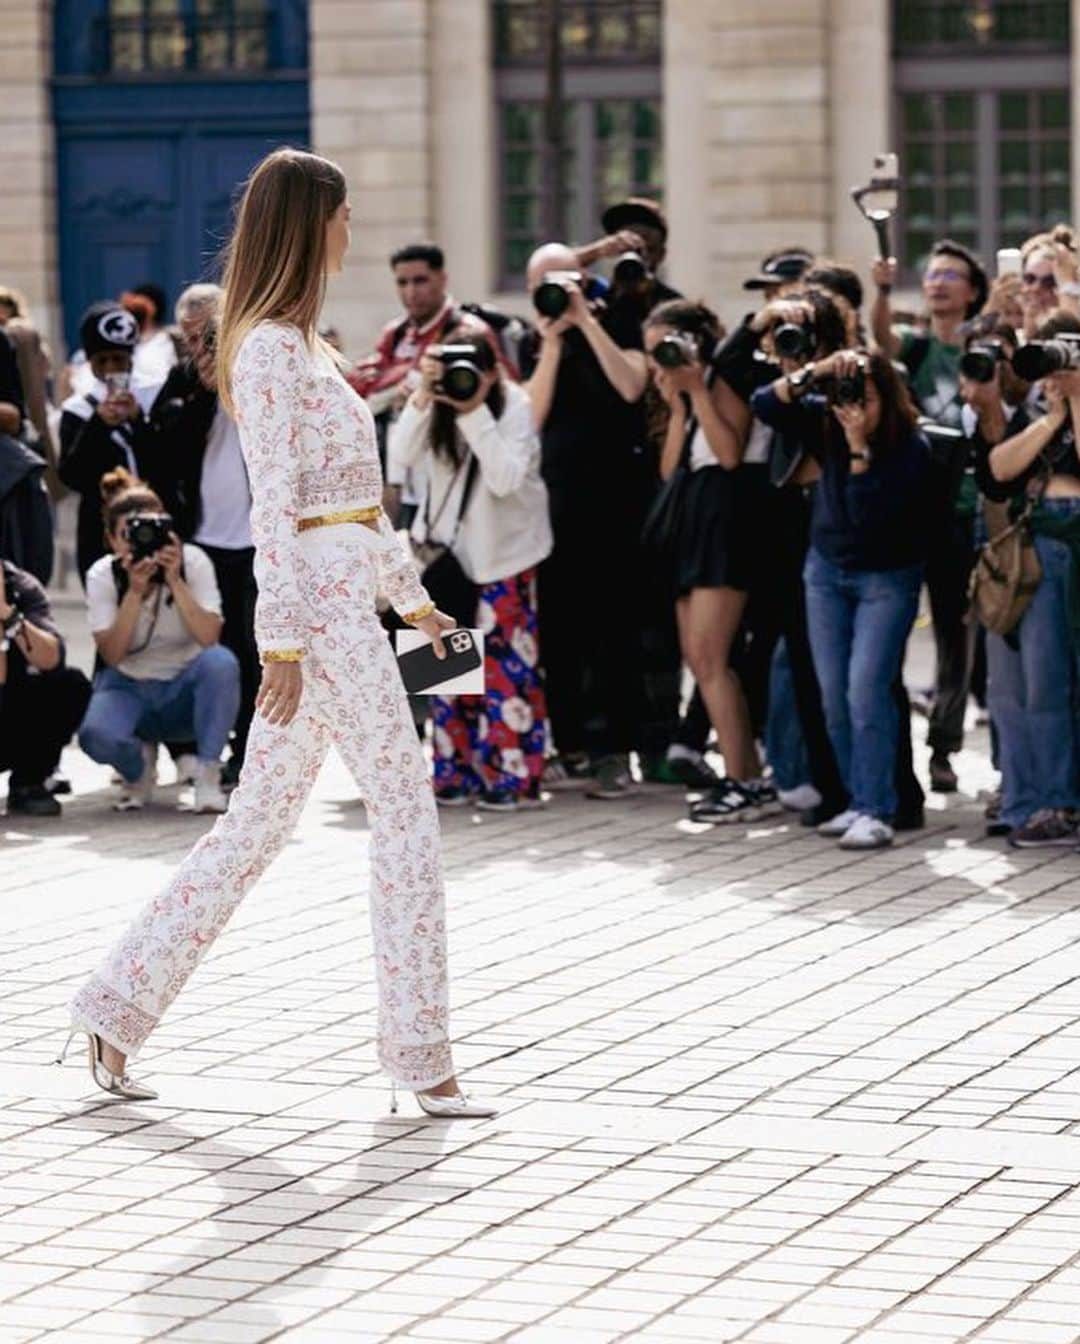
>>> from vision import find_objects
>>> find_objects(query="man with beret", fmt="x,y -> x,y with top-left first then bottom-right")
59,302 -> 179,583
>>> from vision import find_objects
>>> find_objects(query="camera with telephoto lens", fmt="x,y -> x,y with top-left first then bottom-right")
126,512 -> 174,564
960,341 -> 1004,384
532,271 -> 583,320
1010,332 -> 1080,381
612,251 -> 650,286
652,332 -> 699,369
434,344 -> 493,403
772,317 -> 816,360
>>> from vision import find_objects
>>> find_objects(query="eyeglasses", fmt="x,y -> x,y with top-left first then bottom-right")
924,267 -> 968,284
1022,272 -> 1057,291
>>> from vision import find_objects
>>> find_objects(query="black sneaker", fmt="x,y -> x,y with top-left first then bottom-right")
434,786 -> 473,807
585,755 -> 634,800
221,756 -> 243,790
929,753 -> 958,794
1009,808 -> 1078,848
665,751 -> 722,791
45,771 -> 72,796
690,779 -> 755,824
7,784 -> 62,817
743,779 -> 782,818
893,807 -> 925,833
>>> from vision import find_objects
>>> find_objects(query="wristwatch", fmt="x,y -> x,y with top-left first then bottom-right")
787,364 -> 816,396
849,449 -> 871,462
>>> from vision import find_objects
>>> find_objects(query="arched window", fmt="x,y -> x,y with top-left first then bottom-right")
893,1 -> 1070,270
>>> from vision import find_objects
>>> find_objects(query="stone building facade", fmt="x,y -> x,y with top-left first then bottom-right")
3,0 -> 1080,356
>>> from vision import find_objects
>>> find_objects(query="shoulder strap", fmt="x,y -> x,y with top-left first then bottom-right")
902,333 -> 931,381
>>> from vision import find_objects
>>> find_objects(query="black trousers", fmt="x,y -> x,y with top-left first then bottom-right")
199,544 -> 259,765
925,511 -> 977,755
538,494 -> 642,760
0,666 -> 91,788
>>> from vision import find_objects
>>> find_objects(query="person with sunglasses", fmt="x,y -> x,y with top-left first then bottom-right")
1018,226 -> 1080,341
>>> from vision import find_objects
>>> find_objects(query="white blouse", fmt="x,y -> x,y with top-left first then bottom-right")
387,381 -> 553,585
231,322 -> 429,656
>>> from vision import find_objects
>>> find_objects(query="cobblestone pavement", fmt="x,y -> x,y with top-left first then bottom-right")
6,662 -> 1080,1342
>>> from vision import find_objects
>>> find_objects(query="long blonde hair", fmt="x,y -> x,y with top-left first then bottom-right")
217,147 -> 346,415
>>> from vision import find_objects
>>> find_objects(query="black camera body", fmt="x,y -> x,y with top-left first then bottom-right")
960,341 -> 1004,384
652,333 -> 698,369
126,512 -> 174,563
773,319 -> 816,361
435,344 -> 493,403
1011,332 -> 1080,381
532,271 -> 583,320
832,365 -> 867,405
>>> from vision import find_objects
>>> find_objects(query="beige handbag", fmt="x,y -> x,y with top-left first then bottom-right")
970,488 -> 1044,637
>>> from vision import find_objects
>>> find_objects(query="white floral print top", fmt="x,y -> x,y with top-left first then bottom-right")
231,321 -> 430,657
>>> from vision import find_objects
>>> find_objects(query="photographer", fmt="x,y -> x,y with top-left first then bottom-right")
0,558 -> 91,816
872,240 -> 989,793
59,302 -> 179,583
521,243 -> 648,799
643,299 -> 778,823
388,331 -> 551,811
149,283 -> 259,788
77,469 -> 240,813
976,311 -> 1080,848
754,352 -> 930,849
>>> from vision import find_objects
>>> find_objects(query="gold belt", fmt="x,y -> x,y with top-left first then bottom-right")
296,506 -> 382,533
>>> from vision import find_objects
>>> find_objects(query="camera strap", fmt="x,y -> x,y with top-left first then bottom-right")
422,453 -> 480,548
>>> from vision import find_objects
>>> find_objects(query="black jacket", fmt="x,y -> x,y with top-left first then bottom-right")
147,361 -> 219,539
58,391 -> 180,583
0,433 -> 53,585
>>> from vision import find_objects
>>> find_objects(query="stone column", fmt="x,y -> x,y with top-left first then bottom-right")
310,0 -> 433,349
828,0 -> 891,271
0,1 -> 59,351
429,0 -> 494,300
663,0 -> 710,300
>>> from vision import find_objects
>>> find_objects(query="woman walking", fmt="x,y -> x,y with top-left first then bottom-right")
62,148 -> 495,1118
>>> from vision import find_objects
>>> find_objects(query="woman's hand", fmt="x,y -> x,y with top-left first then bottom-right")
411,608 -> 456,659
158,534 -> 184,588
832,400 -> 870,452
562,281 -> 593,329
256,660 -> 303,727
122,553 -> 160,597
537,312 -> 573,344
661,360 -> 707,397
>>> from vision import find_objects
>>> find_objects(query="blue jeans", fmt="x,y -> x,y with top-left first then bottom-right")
765,638 -> 810,790
804,549 -> 922,820
79,645 -> 241,784
987,516 -> 1080,827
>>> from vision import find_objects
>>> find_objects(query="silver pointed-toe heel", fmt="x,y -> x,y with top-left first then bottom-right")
56,1030 -> 159,1101
416,1090 -> 498,1119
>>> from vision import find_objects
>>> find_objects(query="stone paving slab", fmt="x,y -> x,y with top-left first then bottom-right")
6,696 -> 1080,1340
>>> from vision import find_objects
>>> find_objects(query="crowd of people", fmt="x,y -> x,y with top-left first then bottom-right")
2,198 -> 1079,853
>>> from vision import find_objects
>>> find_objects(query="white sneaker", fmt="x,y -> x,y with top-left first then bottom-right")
778,783 -> 822,812
193,762 -> 228,814
816,807 -> 859,837
174,752 -> 199,785
114,742 -> 157,812
838,813 -> 894,850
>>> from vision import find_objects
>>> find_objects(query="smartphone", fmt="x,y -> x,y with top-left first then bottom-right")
996,248 -> 1022,277
104,371 -> 131,397
397,629 -> 481,694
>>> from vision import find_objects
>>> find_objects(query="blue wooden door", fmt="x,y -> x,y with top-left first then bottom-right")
53,1 -> 309,349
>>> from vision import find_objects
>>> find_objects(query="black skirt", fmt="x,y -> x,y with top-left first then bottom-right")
673,462 -> 770,596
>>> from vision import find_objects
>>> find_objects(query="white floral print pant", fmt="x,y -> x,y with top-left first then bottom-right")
70,524 -> 453,1091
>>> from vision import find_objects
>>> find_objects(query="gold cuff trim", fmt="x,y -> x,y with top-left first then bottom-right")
297,506 -> 382,532
402,601 -> 436,626
261,649 -> 304,664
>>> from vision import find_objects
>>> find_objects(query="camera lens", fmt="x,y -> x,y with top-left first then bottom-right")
653,335 -> 692,369
613,253 -> 647,285
533,281 -> 571,320
773,322 -> 813,360
440,362 -> 482,402
959,349 -> 998,383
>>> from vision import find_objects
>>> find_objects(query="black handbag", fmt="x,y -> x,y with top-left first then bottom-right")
640,394 -> 697,563
414,455 -> 481,626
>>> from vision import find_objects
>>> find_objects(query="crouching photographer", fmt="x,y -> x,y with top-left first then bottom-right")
77,469 -> 240,813
754,352 -> 930,849
387,332 -> 552,811
975,312 -> 1080,848
0,559 -> 91,816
